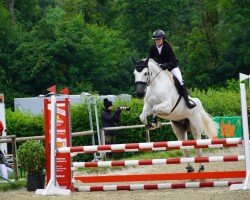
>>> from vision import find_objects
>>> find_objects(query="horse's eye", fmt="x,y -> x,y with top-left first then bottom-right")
144,72 -> 148,76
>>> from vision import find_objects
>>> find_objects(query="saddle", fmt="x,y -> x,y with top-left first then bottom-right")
173,76 -> 182,96
164,70 -> 182,96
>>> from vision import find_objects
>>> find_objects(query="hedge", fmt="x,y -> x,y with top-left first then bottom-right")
6,84 -> 248,160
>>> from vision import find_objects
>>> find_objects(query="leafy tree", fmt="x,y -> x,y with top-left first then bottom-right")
0,3 -> 24,107
0,0 -> 249,107
213,0 -> 250,84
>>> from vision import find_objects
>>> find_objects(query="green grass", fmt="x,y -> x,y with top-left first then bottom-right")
0,169 -> 27,191
123,150 -> 184,160
0,179 -> 26,191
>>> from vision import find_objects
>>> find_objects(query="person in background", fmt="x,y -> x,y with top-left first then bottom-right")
149,29 -> 196,109
101,98 -> 121,146
0,150 -> 13,180
0,120 -> 3,137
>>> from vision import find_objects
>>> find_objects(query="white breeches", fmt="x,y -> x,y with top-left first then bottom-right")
171,67 -> 184,85
0,164 -> 13,179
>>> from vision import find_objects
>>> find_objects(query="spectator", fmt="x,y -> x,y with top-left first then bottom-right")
0,120 -> 3,136
101,98 -> 121,145
0,150 -> 13,180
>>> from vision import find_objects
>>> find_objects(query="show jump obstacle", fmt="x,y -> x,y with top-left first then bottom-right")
36,95 -> 71,195
36,73 -> 250,195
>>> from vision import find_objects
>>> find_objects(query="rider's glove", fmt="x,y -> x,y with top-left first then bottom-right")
159,63 -> 169,70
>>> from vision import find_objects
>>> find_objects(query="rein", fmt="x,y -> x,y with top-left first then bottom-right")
146,67 -> 163,86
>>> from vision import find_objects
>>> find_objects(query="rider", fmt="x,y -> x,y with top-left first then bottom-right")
149,29 -> 196,109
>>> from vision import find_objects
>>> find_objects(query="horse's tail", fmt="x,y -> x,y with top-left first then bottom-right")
196,100 -> 218,139
194,98 -> 219,139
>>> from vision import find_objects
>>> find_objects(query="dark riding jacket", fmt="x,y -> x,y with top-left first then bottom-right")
102,109 -> 121,136
149,41 -> 178,71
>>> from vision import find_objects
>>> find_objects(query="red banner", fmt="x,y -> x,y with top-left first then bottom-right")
44,98 -> 72,189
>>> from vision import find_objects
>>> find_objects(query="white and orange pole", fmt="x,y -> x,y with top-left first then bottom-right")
36,95 -> 71,195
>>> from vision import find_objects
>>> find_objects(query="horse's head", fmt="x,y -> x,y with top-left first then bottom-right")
132,57 -> 150,98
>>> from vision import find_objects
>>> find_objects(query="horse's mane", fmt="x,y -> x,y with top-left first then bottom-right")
148,59 -> 175,84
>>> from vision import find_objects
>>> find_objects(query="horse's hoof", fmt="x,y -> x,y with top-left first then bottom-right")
146,124 -> 157,130
146,122 -> 162,130
157,122 -> 162,128
186,165 -> 194,173
198,165 -> 205,172
148,127 -> 157,131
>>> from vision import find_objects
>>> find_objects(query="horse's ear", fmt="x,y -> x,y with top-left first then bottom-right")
145,57 -> 149,64
132,57 -> 137,65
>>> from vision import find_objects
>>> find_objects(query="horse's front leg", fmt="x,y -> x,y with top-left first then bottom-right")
139,103 -> 152,125
152,100 -> 172,114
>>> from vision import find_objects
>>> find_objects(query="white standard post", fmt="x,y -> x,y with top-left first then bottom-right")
36,95 -> 71,195
230,83 -> 250,190
94,97 -> 101,145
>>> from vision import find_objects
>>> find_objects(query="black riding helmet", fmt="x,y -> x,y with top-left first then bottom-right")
152,30 -> 165,39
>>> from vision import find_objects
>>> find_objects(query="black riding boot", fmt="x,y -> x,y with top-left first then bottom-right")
180,85 -> 196,109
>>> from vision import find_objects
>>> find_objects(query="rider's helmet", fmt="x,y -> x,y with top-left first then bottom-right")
152,30 -> 165,40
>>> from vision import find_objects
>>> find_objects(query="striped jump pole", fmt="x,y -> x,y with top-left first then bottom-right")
58,138 -> 242,154
69,143 -> 241,157
72,155 -> 245,169
77,181 -> 243,192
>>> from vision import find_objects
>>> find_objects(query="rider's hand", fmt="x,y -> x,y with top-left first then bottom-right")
159,63 -> 169,70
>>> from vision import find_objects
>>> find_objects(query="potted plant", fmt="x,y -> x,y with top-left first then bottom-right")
17,140 -> 46,191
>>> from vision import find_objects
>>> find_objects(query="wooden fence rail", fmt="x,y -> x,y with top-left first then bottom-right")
0,130 -> 94,181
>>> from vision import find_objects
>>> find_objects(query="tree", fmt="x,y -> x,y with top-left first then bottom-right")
0,0 -> 249,107
0,2 -> 23,107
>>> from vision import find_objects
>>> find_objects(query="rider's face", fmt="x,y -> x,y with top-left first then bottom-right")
154,38 -> 163,46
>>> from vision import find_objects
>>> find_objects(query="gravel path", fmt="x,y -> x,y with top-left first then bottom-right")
1,147 -> 250,200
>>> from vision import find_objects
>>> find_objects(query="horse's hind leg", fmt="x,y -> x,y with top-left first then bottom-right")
190,124 -> 205,172
171,122 -> 194,173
